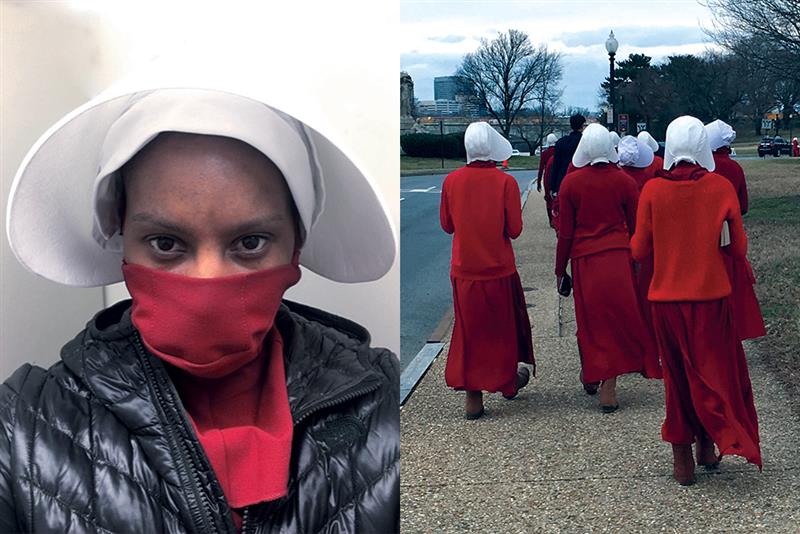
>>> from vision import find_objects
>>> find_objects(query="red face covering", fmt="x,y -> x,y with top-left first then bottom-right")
122,258 -> 301,516
122,258 -> 301,379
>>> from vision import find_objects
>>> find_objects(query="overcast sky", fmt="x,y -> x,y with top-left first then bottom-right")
401,0 -> 722,111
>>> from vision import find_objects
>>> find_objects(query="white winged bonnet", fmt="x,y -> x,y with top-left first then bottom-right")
618,135 -> 655,169
637,131 -> 659,153
572,124 -> 619,168
705,119 -> 736,151
464,122 -> 513,164
663,116 -> 715,171
6,54 -> 396,286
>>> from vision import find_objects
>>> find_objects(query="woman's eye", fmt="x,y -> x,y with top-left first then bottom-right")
147,236 -> 182,254
235,235 -> 269,254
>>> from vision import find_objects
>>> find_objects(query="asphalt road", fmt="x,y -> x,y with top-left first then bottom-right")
400,170 -> 537,371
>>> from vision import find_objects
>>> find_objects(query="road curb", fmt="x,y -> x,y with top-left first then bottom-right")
400,342 -> 444,405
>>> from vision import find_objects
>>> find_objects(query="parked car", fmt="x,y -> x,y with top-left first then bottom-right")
758,136 -> 792,157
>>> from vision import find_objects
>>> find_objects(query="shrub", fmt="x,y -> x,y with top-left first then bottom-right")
401,132 -> 466,159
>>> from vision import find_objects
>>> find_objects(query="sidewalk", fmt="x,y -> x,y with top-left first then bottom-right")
400,190 -> 800,533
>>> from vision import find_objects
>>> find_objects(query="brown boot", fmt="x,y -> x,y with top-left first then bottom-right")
580,370 -> 599,395
672,444 -> 696,486
696,434 -> 720,469
503,367 -> 531,400
465,391 -> 484,420
599,377 -> 619,413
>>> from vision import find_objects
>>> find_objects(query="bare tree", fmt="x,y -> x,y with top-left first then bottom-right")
704,0 -> 800,79
457,30 -> 563,138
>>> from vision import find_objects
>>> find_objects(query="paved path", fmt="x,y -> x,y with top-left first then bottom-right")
400,171 -> 535,371
400,191 -> 800,533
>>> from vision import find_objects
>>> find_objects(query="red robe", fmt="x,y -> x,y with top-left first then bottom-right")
555,163 -> 661,383
632,163 -> 761,468
644,155 -> 664,178
440,161 -> 535,395
542,156 -> 555,228
620,164 -> 658,340
713,148 -> 766,340
550,161 -> 579,234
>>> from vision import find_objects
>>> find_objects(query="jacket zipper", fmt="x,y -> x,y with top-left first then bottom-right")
134,334 -> 220,533
241,507 -> 251,534
292,382 -> 382,426
137,332 -> 383,532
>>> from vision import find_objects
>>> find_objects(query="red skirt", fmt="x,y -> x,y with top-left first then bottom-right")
543,173 -> 555,229
445,271 -> 535,396
723,254 -> 766,340
551,196 -> 560,234
571,249 -> 661,383
635,254 -> 658,346
651,299 -> 761,468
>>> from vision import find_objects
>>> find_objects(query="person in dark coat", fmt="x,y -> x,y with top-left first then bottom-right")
1,81 -> 399,532
549,113 -> 586,197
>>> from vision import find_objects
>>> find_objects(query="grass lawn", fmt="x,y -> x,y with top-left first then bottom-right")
739,158 -> 800,415
401,155 -> 539,175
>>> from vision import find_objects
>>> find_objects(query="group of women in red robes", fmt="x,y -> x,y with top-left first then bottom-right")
442,116 -> 764,486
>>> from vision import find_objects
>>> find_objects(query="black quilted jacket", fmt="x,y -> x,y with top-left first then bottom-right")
0,299 -> 399,533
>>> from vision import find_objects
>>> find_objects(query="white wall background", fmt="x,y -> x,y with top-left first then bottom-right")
1,1 -> 399,379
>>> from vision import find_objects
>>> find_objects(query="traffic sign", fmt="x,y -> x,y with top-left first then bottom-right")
618,114 -> 628,132
637,122 -> 647,133
762,119 -> 774,130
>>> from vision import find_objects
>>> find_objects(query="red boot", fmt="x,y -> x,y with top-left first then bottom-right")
696,434 -> 720,469
672,444 -> 696,486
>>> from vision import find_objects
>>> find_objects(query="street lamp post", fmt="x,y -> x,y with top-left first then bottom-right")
605,30 -> 619,132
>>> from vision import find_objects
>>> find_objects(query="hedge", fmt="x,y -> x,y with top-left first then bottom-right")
400,132 -> 467,159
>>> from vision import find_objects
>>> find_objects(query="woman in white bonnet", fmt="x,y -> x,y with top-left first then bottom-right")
705,119 -> 766,342
631,115 -> 761,486
440,122 -> 535,419
555,124 -> 661,412
1,83 -> 399,532
537,132 -> 559,227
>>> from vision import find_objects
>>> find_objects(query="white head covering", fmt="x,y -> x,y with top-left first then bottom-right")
546,133 -> 558,147
572,123 -> 619,167
663,115 -> 715,171
609,131 -> 621,148
637,131 -> 659,153
705,119 -> 736,151
464,122 -> 513,163
6,53 -> 395,286
618,135 -> 655,168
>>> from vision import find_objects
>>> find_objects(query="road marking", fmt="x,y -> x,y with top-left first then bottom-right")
401,186 -> 438,193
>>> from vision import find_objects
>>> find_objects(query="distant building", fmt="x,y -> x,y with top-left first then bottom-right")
434,76 -> 463,101
416,99 -> 463,116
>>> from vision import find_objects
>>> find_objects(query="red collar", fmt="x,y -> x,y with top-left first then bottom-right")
656,162 -> 708,181
467,160 -> 497,168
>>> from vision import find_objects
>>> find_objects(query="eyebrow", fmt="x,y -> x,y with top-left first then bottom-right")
129,213 -> 287,235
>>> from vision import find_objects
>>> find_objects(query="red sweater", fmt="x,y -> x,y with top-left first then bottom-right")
631,163 -> 747,301
644,155 -> 664,178
620,164 -> 657,191
713,147 -> 748,214
441,161 -> 522,279
555,163 -> 639,276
